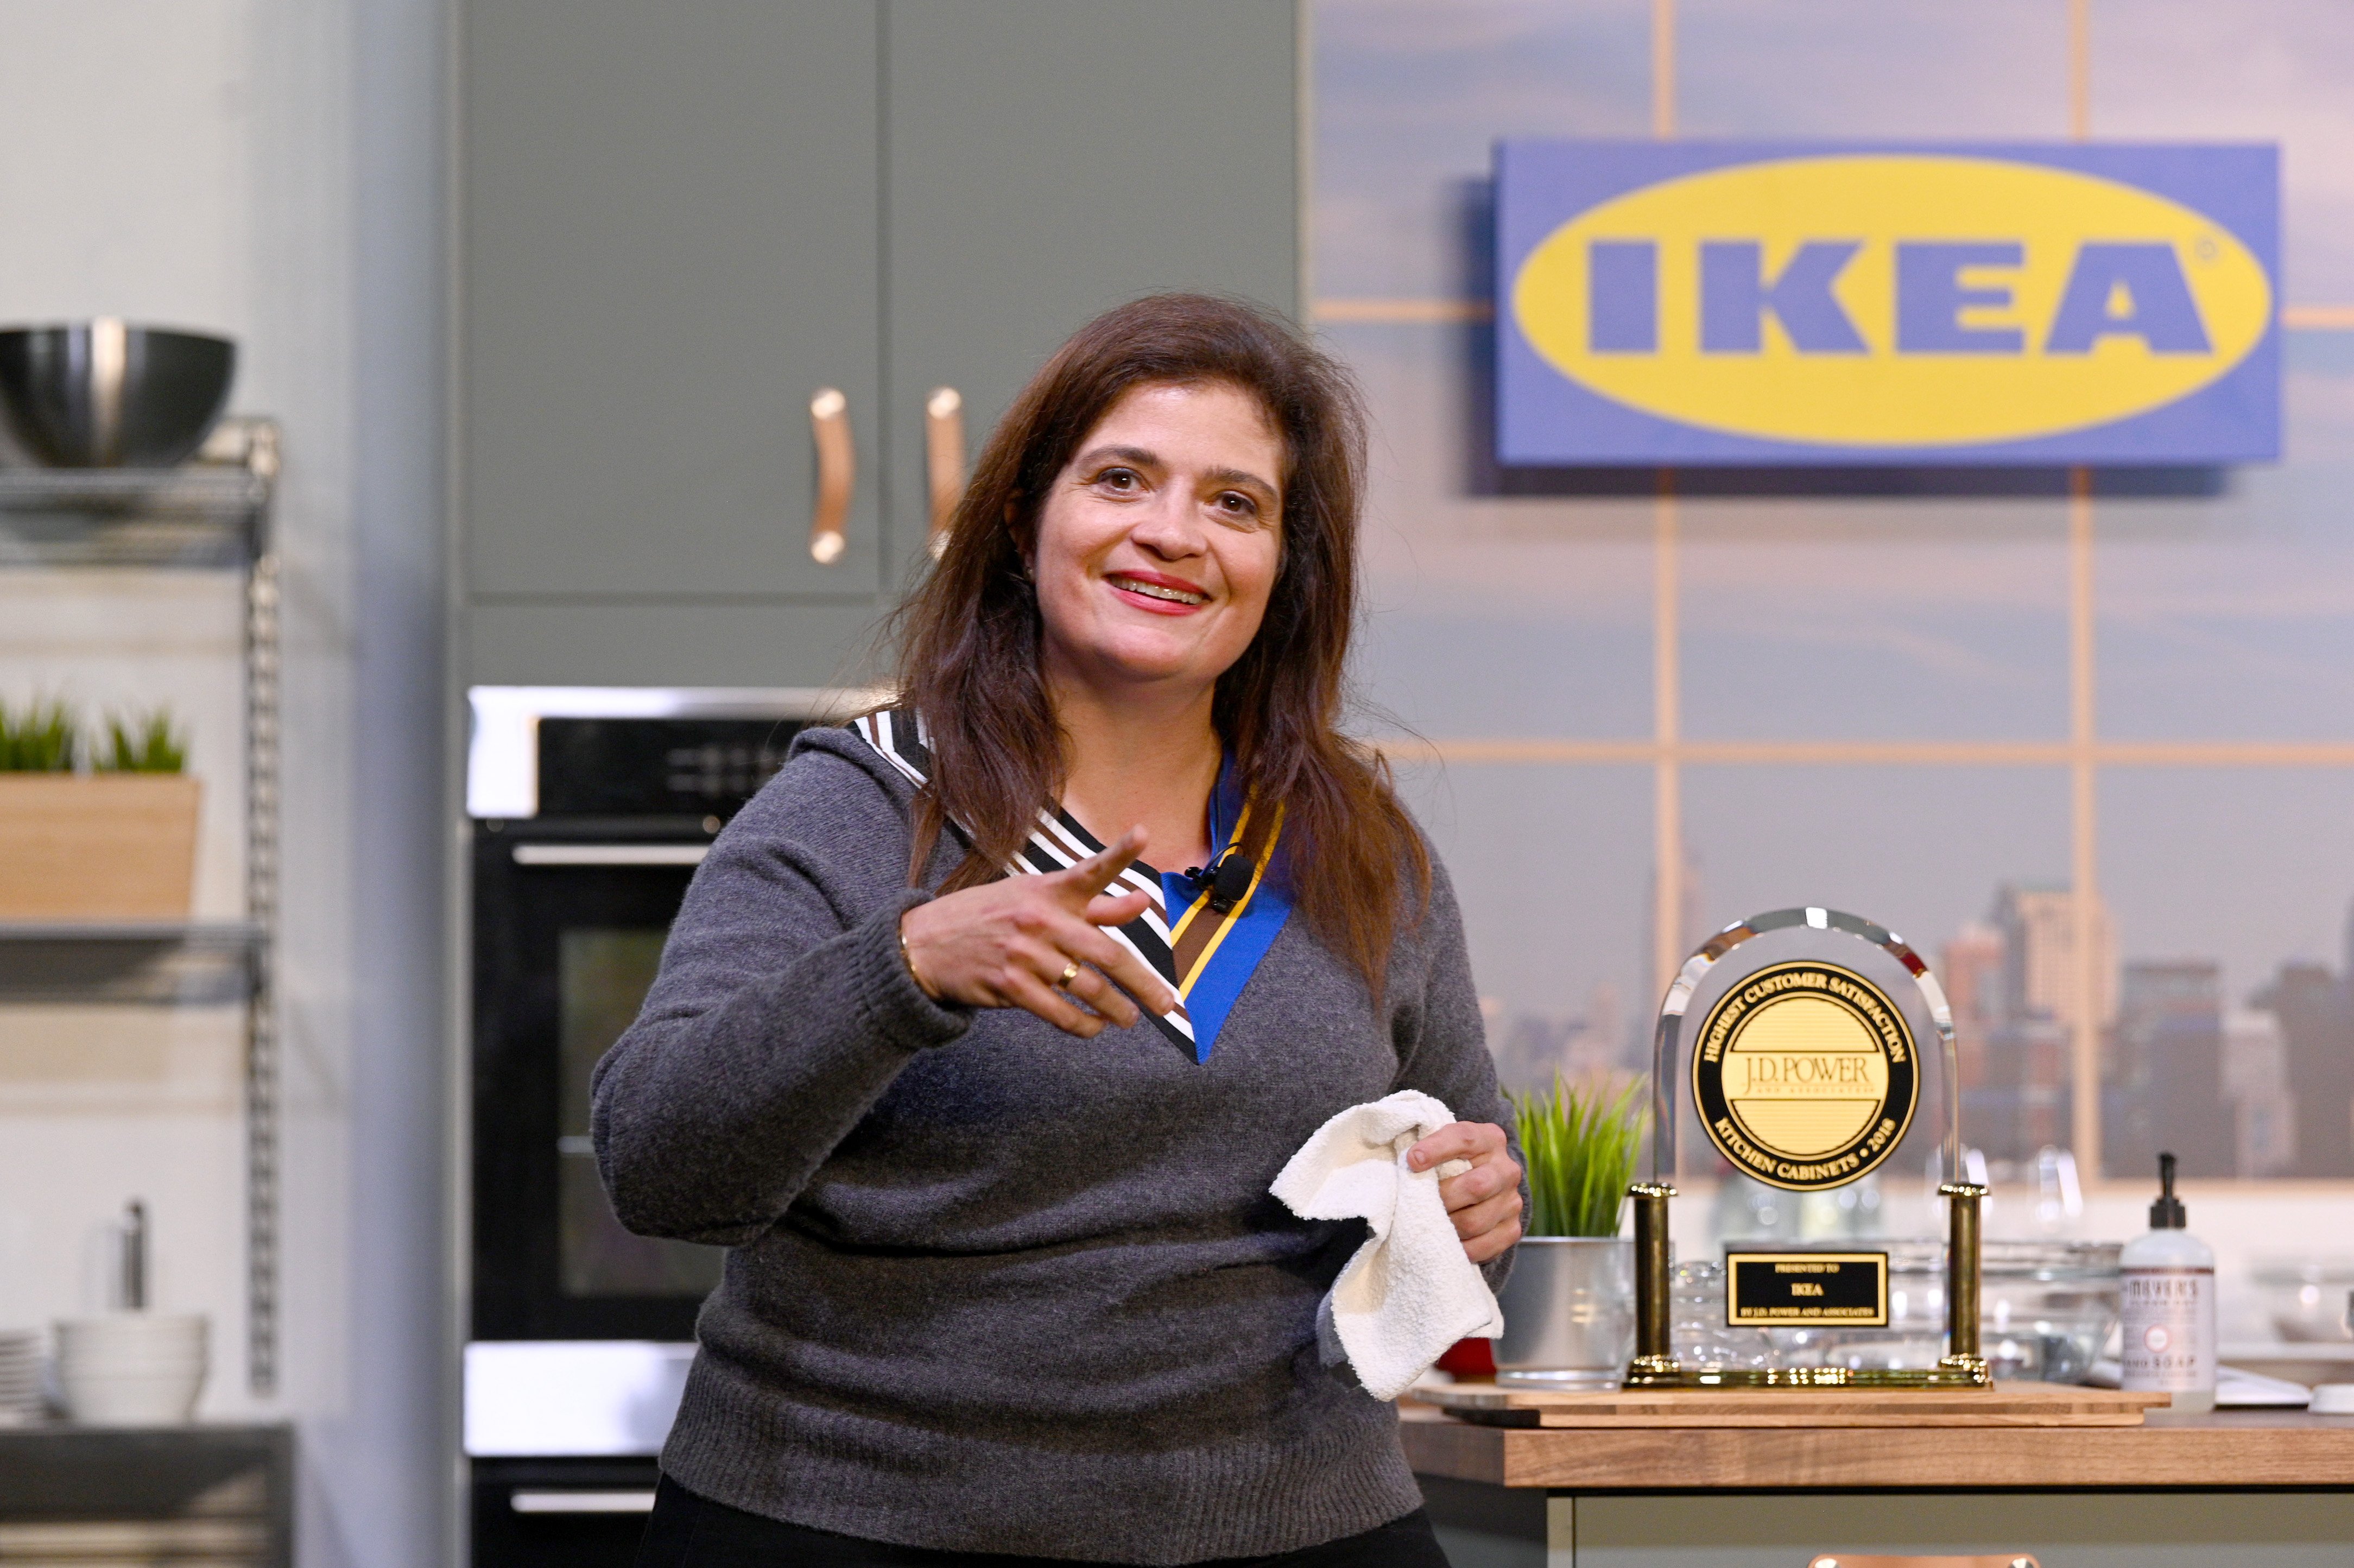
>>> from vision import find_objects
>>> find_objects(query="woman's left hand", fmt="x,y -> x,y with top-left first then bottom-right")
1407,1122 -> 1523,1265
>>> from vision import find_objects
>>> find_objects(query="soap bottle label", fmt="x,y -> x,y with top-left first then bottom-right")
2120,1267 -> 2214,1391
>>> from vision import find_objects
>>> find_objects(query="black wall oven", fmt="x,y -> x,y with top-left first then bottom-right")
465,688 -> 818,1563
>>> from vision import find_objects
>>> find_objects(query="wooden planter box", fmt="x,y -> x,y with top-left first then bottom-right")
0,774 -> 202,920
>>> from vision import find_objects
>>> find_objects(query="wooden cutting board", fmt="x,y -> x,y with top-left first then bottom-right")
1412,1380 -> 2167,1428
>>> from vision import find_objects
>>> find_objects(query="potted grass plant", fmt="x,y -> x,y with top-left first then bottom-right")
0,700 -> 200,920
1492,1072 -> 1648,1388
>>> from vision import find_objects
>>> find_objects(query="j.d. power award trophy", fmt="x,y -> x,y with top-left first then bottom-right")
1625,906 -> 1990,1388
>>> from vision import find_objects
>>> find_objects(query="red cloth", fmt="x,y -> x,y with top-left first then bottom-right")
1433,1337 -> 1494,1377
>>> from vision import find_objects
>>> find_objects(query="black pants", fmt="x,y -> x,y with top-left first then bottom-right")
637,1477 -> 1452,1568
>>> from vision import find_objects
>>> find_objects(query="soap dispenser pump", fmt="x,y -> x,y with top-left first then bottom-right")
2119,1152 -> 2216,1412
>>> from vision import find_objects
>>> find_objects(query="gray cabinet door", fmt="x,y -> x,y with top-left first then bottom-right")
881,0 -> 1301,575
462,0 -> 883,599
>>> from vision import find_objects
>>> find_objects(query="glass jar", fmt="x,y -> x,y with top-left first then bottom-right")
1670,1260 -> 1777,1373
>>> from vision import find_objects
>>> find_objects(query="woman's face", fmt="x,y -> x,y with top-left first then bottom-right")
1028,380 -> 1286,701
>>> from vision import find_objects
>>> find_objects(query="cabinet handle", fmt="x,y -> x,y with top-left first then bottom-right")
510,843 -> 710,867
925,387 -> 966,559
509,1490 -> 657,1514
1807,1558 -> 2039,1568
809,388 -> 853,565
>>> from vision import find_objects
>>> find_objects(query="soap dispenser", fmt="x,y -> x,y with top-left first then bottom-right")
2119,1152 -> 2216,1412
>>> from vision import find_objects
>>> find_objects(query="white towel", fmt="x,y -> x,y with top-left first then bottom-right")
1269,1090 -> 1504,1401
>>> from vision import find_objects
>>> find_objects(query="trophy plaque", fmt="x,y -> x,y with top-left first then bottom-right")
1626,906 -> 1990,1388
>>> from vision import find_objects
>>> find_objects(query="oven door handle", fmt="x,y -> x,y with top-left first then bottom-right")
509,843 -> 711,867
509,1489 -> 658,1514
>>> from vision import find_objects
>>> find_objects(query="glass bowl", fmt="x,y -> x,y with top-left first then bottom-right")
1762,1239 -> 2121,1384
2251,1259 -> 2354,1343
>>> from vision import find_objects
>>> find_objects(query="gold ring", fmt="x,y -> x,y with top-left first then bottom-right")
1057,962 -> 1081,987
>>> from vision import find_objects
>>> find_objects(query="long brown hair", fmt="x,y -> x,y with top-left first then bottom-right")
886,293 -> 1428,996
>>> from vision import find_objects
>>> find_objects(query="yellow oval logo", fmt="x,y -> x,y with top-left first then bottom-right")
1511,155 -> 2273,447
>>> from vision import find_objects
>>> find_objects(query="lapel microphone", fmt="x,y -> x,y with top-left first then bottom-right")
1198,851 -> 1255,915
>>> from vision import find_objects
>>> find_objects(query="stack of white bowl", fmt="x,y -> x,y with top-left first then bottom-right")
0,1330 -> 40,1425
54,1313 -> 208,1427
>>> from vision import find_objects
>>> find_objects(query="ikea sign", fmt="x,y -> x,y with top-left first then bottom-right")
1497,142 -> 2279,465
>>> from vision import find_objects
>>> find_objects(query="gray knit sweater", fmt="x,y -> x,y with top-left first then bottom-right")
591,726 -> 1513,1563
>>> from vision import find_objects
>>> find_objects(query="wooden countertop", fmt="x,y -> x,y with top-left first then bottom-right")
1399,1402 -> 2354,1490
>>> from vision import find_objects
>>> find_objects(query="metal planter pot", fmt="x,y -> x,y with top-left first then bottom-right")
1493,1235 -> 1635,1389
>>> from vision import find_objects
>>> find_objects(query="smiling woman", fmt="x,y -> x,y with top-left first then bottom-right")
594,294 -> 1523,1567
896,295 -> 1435,1000
1037,383 -> 1283,699
1025,381 -> 1287,876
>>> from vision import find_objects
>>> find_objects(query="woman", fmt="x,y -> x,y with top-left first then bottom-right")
597,294 -> 1522,1567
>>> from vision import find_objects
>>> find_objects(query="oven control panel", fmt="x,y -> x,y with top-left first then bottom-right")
534,717 -> 804,820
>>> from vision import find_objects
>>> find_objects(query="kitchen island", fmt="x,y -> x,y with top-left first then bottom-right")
1402,1402 -> 2354,1567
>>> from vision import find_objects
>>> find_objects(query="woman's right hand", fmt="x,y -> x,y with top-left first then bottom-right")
897,827 -> 1180,1038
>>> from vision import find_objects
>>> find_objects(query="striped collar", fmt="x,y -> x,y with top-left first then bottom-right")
851,707 -> 1293,1063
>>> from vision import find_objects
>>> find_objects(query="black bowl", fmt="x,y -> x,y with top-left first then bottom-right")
0,323 -> 236,469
